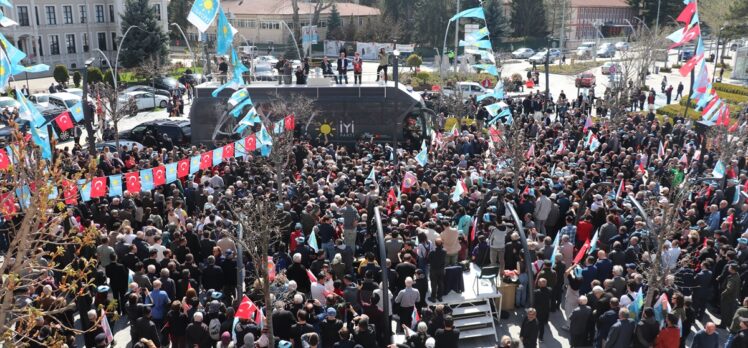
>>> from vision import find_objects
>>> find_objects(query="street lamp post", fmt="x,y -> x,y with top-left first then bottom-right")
113,25 -> 145,88
94,49 -> 115,88
81,57 -> 97,154
170,23 -> 197,68
545,36 -> 551,100
712,24 -> 728,83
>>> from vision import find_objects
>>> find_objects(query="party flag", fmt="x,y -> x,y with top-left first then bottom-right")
525,143 -> 535,159
30,125 -> 52,160
15,185 -> 31,209
583,115 -> 593,132
485,102 -> 502,116
401,171 -> 418,190
556,141 -> 566,155
273,120 -> 284,134
260,145 -> 271,157
476,82 -> 505,102
187,0 -> 220,32
229,97 -> 254,118
460,39 -> 492,49
235,107 -> 260,133
215,8 -> 237,55
679,153 -> 688,167
470,216 -> 478,243
628,288 -> 644,321
153,165 -> 166,186
466,27 -> 490,42
450,6 -> 485,21
165,162 -> 178,183
450,122 -> 460,137
415,141 -> 428,167
0,47 -> 10,90
712,160 -> 726,178
551,229 -> 561,268
212,147 -> 223,166
451,179 -> 467,202
108,174 -> 122,197
222,142 -> 235,159
125,172 -> 141,193
0,192 -> 15,219
17,89 -> 46,127
189,155 -> 201,175
676,1 -> 697,23
573,239 -> 591,264
658,141 -> 665,158
101,308 -> 113,343
200,152 -> 212,170
235,295 -> 258,320
386,187 -> 397,214
669,24 -> 700,50
616,180 -> 625,200
0,33 -> 25,64
234,139 -> 246,158
679,53 -> 703,77
227,89 -> 250,108
90,177 -> 107,198
653,293 -> 670,324
69,101 -> 85,122
587,229 -> 600,255
411,309 -> 421,330
177,159 -> 190,178
365,167 -> 376,185
140,169 -> 154,191
308,231 -> 319,252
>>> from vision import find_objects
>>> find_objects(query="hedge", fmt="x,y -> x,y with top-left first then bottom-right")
526,61 -> 602,75
400,71 -> 498,91
657,104 -> 705,120
713,82 -> 748,96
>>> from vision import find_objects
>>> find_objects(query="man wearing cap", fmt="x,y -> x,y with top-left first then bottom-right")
320,307 -> 343,348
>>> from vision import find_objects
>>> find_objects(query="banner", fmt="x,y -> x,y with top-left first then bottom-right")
302,26 -> 319,45
356,42 -> 378,60
324,40 -> 345,56
395,44 -> 415,53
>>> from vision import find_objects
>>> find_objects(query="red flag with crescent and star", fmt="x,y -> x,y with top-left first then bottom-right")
0,192 -> 16,219
90,177 -> 107,198
0,148 -> 9,170
153,166 -> 166,185
223,142 -> 235,159
125,172 -> 141,193
55,111 -> 74,132
177,159 -> 190,178
62,179 -> 77,205
245,134 -> 257,151
285,114 -> 295,131
200,152 -> 212,170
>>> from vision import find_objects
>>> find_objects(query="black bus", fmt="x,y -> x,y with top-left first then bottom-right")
190,82 -> 435,148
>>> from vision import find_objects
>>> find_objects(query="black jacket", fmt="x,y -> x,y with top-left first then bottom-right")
105,261 -> 129,292
201,264 -> 224,291
132,316 -> 161,346
428,246 -> 447,273
336,58 -> 349,73
272,309 -> 296,341
633,317 -> 660,348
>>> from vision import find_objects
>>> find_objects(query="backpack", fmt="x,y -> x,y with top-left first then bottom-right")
209,317 -> 221,341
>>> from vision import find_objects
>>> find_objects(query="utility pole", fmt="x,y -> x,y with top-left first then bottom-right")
454,0 -> 460,73
559,0 -> 566,54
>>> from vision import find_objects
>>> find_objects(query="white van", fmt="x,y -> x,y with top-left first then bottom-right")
49,92 -> 81,109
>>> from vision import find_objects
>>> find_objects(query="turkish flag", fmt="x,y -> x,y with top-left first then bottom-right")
90,177 -> 107,198
177,159 -> 190,178
62,180 -> 77,205
676,1 -> 696,23
235,295 -> 258,320
386,187 -> 397,214
124,172 -> 141,193
245,134 -> 257,151
573,239 -> 591,265
669,24 -> 701,49
284,114 -> 295,131
55,111 -> 74,132
0,148 -> 10,170
222,143 -> 234,159
679,53 -> 703,77
0,192 -> 16,219
200,152 -> 212,170
153,165 -> 166,185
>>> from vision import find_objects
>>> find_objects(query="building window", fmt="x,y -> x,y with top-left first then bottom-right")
98,32 -> 106,50
111,32 -> 117,50
34,6 -> 39,26
317,20 -> 326,28
248,20 -> 256,28
79,5 -> 86,23
45,6 -> 56,25
109,4 -> 114,22
63,5 -> 73,24
260,21 -> 280,30
38,36 -> 43,56
153,4 -> 160,18
17,6 -> 29,26
83,33 -> 89,52
95,5 -> 104,23
50,35 -> 60,55
358,17 -> 363,26
66,34 -> 76,53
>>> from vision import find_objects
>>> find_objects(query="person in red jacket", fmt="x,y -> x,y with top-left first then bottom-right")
576,215 -> 594,249
654,313 -> 681,348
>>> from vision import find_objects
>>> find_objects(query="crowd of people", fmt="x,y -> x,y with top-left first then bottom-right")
2,72 -> 748,348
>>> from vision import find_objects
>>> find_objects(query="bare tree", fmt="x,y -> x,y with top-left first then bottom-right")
291,0 -> 335,54
92,82 -> 139,148
0,130 -> 98,346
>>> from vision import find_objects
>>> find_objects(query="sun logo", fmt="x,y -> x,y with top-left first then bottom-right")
0,66 -> 4,76
316,119 -> 335,143
223,26 -> 228,34
203,0 -> 213,10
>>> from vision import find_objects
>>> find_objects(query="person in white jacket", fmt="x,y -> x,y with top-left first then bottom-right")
534,189 -> 553,236
489,223 -> 508,272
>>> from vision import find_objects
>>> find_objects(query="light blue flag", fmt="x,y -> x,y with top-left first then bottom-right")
702,99 -> 723,122
628,288 -> 644,321
229,98 -> 253,117
485,102 -> 502,116
460,39 -> 492,49
0,48 -> 10,90
30,125 -> 52,159
234,139 -> 246,158
15,185 -> 31,209
588,229 -> 600,255
466,27 -> 490,42
450,6 -> 485,21
12,63 -> 49,75
16,89 -> 46,127
477,82 -> 505,102
308,231 -> 319,252
108,174 -> 123,197
0,10 -> 13,26
550,231 -> 561,267
215,8 -> 236,55
260,145 -> 271,157
273,120 -> 284,134
667,27 -> 684,44
78,179 -> 91,202
227,89 -> 250,108
258,124 -> 273,145
498,108 -> 511,119
189,155 -> 201,175
187,0 -> 220,32
0,0 -> 12,8
415,147 -> 428,167
140,169 -> 155,191
712,160 -> 726,178
47,182 -> 59,200
69,101 -> 85,122
365,167 -> 376,184
165,162 -> 178,183
484,65 -> 499,76
211,48 -> 249,97
504,113 -> 513,126
235,107 -> 260,133
212,148 -> 222,166
0,33 -> 26,65
695,37 -> 704,56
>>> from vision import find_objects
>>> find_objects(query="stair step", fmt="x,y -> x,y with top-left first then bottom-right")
459,326 -> 498,340
450,304 -> 492,317
454,316 -> 494,329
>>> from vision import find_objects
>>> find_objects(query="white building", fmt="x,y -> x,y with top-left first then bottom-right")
0,0 -> 168,73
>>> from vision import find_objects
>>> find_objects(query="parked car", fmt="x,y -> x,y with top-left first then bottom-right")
254,55 -> 279,67
118,119 -> 191,147
576,42 -> 596,59
95,140 -> 144,152
150,76 -> 186,94
512,48 -> 535,59
596,43 -> 616,58
0,97 -> 20,113
528,49 -> 561,64
123,85 -> 171,98
601,62 -> 621,75
0,104 -> 78,142
118,91 -> 170,110
178,73 -> 207,86
442,82 -> 493,99
254,64 -> 277,81
678,49 -> 695,61
62,88 -> 83,97
29,93 -> 51,107
49,92 -> 82,109
614,41 -> 630,51
575,72 -> 596,88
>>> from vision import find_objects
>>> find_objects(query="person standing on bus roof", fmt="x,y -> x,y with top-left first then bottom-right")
353,52 -> 363,85
337,52 -> 349,85
377,48 -> 388,83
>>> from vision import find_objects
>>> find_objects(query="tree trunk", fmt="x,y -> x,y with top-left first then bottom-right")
261,242 -> 274,347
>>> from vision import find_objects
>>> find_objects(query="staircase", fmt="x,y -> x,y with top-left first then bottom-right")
449,297 -> 499,342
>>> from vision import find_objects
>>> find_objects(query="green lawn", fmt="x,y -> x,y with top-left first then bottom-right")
526,61 -> 603,75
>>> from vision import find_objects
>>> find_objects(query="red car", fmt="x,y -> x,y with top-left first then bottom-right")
575,73 -> 596,88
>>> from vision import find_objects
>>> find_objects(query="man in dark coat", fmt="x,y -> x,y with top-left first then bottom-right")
105,254 -> 129,314
533,277 -> 553,341
634,307 -> 660,348
606,308 -> 636,348
428,238 -> 447,302
569,295 -> 593,347
185,312 -> 212,348
286,253 -> 312,294
596,297 -> 620,348
272,300 -> 296,342
201,255 -> 224,291
520,308 -> 540,348
131,306 -> 161,346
